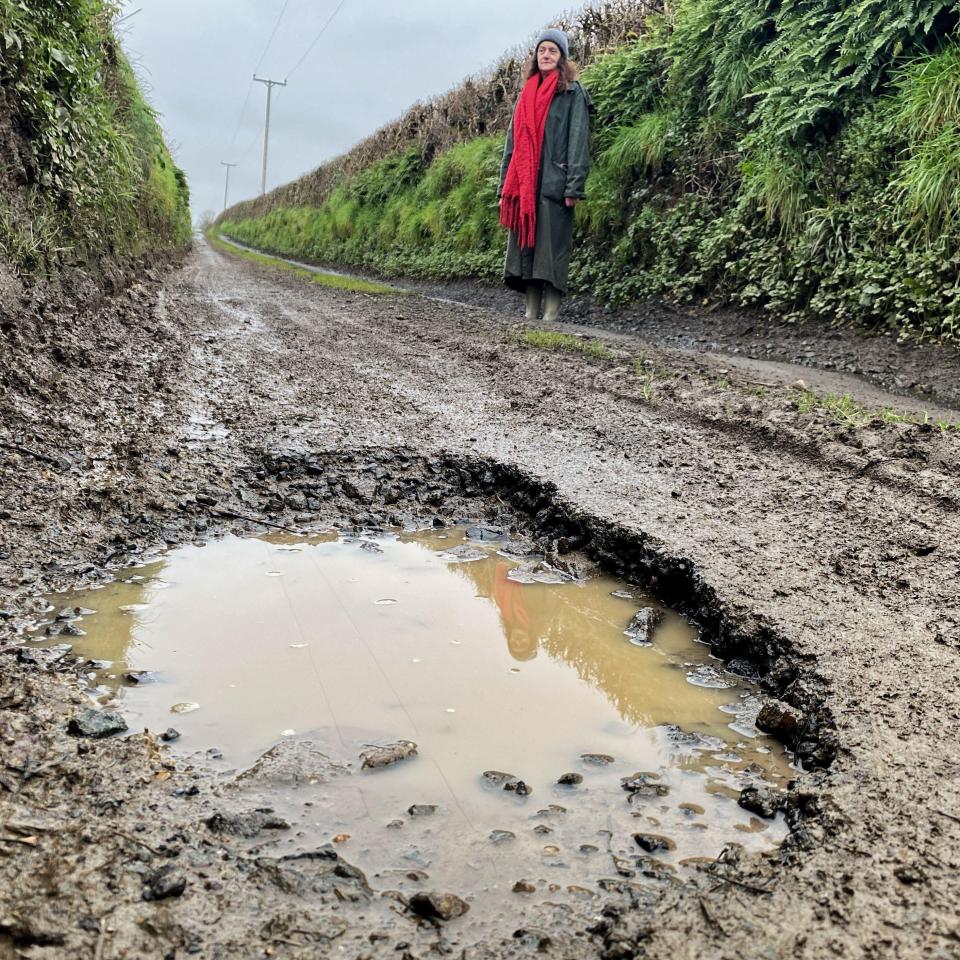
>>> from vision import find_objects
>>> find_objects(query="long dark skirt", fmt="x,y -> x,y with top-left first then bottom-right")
504,195 -> 575,295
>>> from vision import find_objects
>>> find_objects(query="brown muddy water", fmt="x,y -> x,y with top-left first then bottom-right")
29,528 -> 794,921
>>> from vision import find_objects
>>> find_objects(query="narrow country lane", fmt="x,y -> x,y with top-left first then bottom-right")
1,239 -> 958,958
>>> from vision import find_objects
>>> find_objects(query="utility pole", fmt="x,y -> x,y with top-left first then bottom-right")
220,160 -> 237,212
253,76 -> 287,196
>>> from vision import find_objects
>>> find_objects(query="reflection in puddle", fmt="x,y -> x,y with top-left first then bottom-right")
30,528 -> 794,919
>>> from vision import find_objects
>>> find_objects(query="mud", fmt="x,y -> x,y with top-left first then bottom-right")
0,237 -> 959,958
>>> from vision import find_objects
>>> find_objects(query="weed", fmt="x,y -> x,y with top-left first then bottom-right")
793,388 -> 958,431
521,329 -> 616,361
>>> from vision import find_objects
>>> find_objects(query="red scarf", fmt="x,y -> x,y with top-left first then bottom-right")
500,70 -> 559,250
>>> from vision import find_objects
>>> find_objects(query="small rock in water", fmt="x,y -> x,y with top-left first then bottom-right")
633,833 -> 675,853
142,865 -> 187,901
360,740 -> 417,770
161,728 -> 181,742
514,929 -> 553,951
512,880 -> 536,894
482,770 -> 531,795
441,543 -> 487,563
507,561 -> 572,585
738,786 -> 782,819
662,725 -> 725,753
124,670 -> 157,685
624,606 -> 664,646
464,524 -> 506,542
621,772 -> 669,797
489,830 -> 515,844
386,819 -> 405,830
67,709 -> 127,739
407,892 -> 469,922
170,702 -> 200,715
205,810 -> 290,838
755,699 -> 804,741
407,804 -> 437,817
580,753 -> 615,765
686,664 -> 735,689
557,772 -> 583,785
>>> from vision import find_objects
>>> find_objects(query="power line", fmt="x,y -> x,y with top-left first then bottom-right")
230,80 -> 254,150
254,0 -> 293,75
230,0 -> 293,150
285,0 -> 349,82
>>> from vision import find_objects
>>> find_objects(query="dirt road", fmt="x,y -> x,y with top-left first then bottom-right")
1,239 -> 958,958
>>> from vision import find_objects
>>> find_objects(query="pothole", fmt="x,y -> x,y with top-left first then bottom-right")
28,524 -> 794,921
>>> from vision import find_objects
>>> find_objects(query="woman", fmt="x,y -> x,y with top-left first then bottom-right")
498,28 -> 592,323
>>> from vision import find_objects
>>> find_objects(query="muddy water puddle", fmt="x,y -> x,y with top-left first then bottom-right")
30,528 -> 793,920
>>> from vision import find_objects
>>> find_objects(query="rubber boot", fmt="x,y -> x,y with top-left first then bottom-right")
542,285 -> 562,323
524,284 -> 542,321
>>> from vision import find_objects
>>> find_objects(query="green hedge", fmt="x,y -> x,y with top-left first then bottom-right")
221,0 -> 960,342
0,0 -> 191,277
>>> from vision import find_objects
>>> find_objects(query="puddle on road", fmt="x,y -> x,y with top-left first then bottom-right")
30,528 -> 793,919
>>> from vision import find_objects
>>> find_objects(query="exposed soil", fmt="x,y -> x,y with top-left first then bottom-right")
0,238 -> 959,959
354,272 -> 960,417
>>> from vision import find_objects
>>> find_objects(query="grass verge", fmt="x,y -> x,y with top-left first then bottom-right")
206,232 -> 395,295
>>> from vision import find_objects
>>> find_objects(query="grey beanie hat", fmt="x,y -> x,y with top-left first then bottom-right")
535,28 -> 570,60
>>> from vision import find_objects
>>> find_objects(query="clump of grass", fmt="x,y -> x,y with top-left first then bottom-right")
794,388 -> 959,432
207,231 -> 395,294
521,329 -> 616,361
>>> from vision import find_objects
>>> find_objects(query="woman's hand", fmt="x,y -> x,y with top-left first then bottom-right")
564,197 -> 579,208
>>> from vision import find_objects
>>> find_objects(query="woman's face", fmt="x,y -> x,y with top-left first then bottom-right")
537,41 -> 561,74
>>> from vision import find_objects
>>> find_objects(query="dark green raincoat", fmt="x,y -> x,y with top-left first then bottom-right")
498,80 -> 593,295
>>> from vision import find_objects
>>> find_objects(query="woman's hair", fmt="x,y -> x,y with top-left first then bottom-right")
525,47 -> 578,93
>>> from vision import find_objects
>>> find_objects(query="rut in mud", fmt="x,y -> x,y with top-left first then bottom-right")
0,239 -> 959,959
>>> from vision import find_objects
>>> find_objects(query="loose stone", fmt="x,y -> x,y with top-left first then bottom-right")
624,607 -> 663,646
142,865 -> 188,901
633,833 -> 675,853
407,892 -> 469,921
580,753 -> 615,765
738,786 -> 782,819
67,708 -> 127,739
360,740 -> 418,769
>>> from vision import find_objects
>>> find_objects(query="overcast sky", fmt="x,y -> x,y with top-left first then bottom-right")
118,0 -> 568,220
